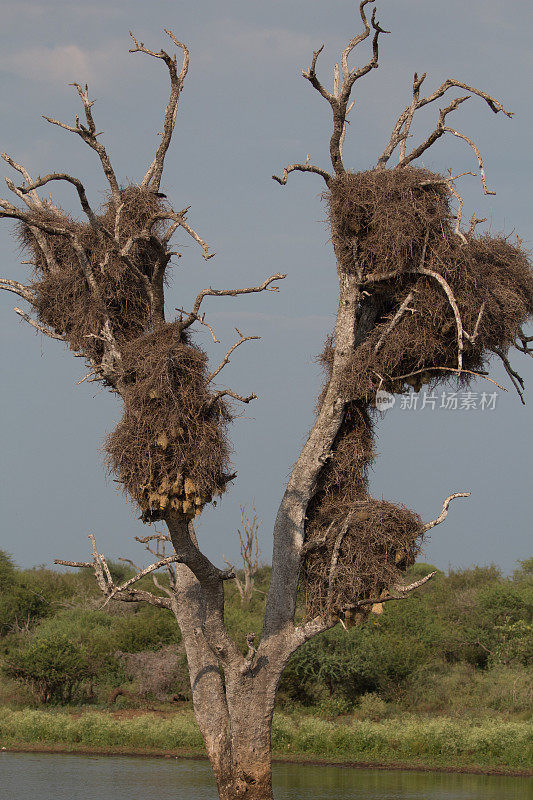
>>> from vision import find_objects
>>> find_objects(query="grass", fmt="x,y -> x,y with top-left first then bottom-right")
0,707 -> 531,773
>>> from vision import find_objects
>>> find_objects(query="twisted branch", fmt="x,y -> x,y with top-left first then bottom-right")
13,307 -> 65,341
421,492 -> 471,532
379,75 -> 511,169
299,0 -> 388,176
272,162 -> 331,187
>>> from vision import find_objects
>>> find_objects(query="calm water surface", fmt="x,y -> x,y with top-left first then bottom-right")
0,753 -> 531,800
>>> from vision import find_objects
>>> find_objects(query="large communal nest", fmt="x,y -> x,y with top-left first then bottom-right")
302,167 -> 533,620
328,166 -> 451,276
18,189 -> 232,521
105,323 -> 232,521
19,186 -> 168,362
328,168 -> 533,400
303,497 -> 424,624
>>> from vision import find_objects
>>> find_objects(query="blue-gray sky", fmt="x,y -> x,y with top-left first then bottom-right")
0,0 -> 531,574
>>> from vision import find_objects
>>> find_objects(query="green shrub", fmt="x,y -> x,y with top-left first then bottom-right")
490,620 -> 533,667
4,632 -> 90,703
357,692 -> 388,721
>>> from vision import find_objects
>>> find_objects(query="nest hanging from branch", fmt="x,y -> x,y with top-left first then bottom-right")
105,323 -> 232,521
19,186 -> 167,363
302,166 -> 533,621
17,185 -> 233,522
304,497 -> 424,623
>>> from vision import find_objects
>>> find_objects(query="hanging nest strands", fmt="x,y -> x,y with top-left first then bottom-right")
18,186 -> 168,362
302,167 -> 533,620
105,323 -> 232,521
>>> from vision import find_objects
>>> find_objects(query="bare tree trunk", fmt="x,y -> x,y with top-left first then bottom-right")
166,516 -> 289,799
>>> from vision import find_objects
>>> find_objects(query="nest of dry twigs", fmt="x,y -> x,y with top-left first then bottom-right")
105,323 -> 232,521
19,186 -> 167,362
303,167 -> 533,620
303,496 -> 423,623
19,186 -> 232,521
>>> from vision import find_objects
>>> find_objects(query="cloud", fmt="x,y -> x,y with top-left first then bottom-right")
2,1 -> 120,21
0,41 -> 127,89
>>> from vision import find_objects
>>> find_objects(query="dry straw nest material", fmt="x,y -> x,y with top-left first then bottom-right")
303,497 -> 424,623
327,168 -> 533,400
105,323 -> 232,521
328,166 -> 452,277
18,186 -> 232,521
302,167 -> 533,619
19,186 -> 166,362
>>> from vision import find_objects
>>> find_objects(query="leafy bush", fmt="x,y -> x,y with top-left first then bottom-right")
4,632 -> 90,703
357,692 -> 388,721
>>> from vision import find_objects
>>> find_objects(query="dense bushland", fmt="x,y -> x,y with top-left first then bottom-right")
0,553 -> 531,719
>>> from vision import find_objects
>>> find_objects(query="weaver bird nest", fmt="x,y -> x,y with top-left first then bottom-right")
19,186 -> 232,521
303,167 -> 533,621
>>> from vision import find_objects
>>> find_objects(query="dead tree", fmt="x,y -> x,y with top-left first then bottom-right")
1,6 -> 532,799
226,505 -> 261,605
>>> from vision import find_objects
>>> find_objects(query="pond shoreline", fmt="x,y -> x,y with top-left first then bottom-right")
2,742 -> 531,778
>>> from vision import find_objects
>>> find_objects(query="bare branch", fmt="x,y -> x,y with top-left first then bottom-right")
326,514 -> 354,611
208,329 -> 260,382
515,328 -> 533,357
442,127 -> 496,195
340,1 -> 374,81
43,83 -> 120,204
466,302 -> 485,345
398,72 -> 427,161
468,214 -> 487,237
301,519 -> 338,557
399,95 -> 470,167
1,153 -> 44,208
421,492 -> 471,532
417,78 -> 512,117
55,536 -> 173,610
493,347 -> 526,404
342,7 -> 388,102
18,173 -> 101,231
179,273 -> 286,333
374,292 -> 415,353
345,571 -> 438,610
135,533 -> 172,545
0,279 -> 36,303
379,76 -> 511,169
299,1 -> 387,176
272,162 -> 331,186
447,178 -> 468,245
392,571 -> 437,594
390,365 -> 507,392
151,210 -> 213,259
13,307 -> 65,341
209,389 -> 257,407
129,30 -> 189,191
301,44 -> 333,104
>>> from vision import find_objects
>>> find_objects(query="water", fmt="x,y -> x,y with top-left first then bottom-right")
0,753 -> 530,800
